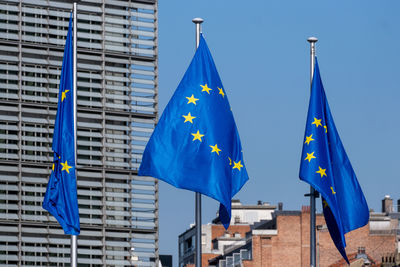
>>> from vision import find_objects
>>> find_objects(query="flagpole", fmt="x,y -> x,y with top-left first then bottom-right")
307,36 -> 318,267
192,17 -> 204,267
71,2 -> 78,267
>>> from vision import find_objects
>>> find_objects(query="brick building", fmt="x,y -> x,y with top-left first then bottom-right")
178,200 -> 276,267
181,197 -> 400,267
237,207 -> 396,267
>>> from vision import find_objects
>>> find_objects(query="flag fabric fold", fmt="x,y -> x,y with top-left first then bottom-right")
139,34 -> 249,229
43,14 -> 80,235
299,58 -> 369,262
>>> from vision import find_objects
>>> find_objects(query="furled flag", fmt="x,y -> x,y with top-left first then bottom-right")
43,14 -> 80,235
299,58 -> 369,262
139,34 -> 249,229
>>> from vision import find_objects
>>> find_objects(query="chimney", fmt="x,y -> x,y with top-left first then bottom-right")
398,199 -> 400,212
278,202 -> 283,211
382,195 -> 393,213
232,199 -> 241,206
302,206 -> 310,213
257,200 -> 262,205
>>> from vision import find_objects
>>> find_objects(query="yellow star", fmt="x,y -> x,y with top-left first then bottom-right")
191,130 -> 204,142
228,157 -> 232,165
323,200 -> 329,208
60,160 -> 73,174
233,160 -> 243,171
324,125 -> 327,133
186,94 -> 199,105
218,87 -> 225,97
182,112 -> 196,124
312,117 -> 322,128
200,84 -> 212,94
304,134 -> 314,145
304,152 -> 316,162
316,166 -> 327,178
209,144 -> 221,155
330,187 -> 336,195
61,89 -> 70,102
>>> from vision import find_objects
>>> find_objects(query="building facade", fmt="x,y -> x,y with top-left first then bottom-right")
236,207 -> 397,267
0,0 -> 158,266
181,198 -> 400,267
178,200 -> 276,267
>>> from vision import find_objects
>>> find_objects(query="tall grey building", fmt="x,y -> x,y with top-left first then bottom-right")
0,0 -> 158,266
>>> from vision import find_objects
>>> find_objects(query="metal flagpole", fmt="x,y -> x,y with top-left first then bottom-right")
71,2 -> 78,267
307,36 -> 318,267
192,17 -> 204,267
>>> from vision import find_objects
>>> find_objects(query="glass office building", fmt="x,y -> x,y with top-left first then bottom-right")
0,0 -> 158,266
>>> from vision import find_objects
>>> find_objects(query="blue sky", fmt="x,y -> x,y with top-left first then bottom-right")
156,0 -> 400,264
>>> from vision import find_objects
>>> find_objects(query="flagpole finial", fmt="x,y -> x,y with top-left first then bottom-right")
193,18 -> 204,48
308,37 -> 318,43
192,18 -> 204,24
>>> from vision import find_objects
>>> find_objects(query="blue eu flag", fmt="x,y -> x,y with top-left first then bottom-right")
299,58 -> 369,262
43,14 -> 80,235
139,34 -> 249,229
